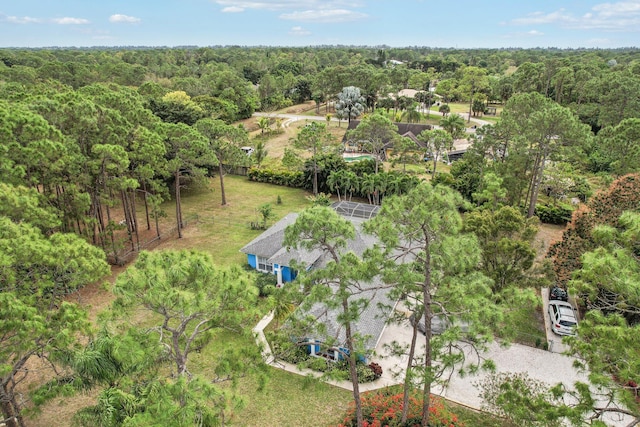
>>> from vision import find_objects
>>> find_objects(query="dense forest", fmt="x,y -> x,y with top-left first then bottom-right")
1,46 -> 640,427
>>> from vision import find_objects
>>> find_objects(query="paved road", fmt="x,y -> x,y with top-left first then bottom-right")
253,111 -> 331,128
253,110 -> 491,131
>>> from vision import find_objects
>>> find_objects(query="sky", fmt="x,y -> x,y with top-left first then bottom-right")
1,0 -> 639,49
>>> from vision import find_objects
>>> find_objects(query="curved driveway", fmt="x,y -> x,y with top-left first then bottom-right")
254,310 -> 632,426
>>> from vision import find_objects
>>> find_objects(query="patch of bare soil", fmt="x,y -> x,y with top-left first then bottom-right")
533,223 -> 566,265
283,101 -> 316,114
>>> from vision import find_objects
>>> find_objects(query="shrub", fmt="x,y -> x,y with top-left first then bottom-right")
348,158 -> 376,176
306,192 -> 332,206
356,363 -> 377,383
477,372 -> 561,427
548,173 -> 640,285
368,362 -> 383,379
535,203 -> 573,225
432,172 -> 456,187
268,332 -> 310,364
335,391 -> 462,427
270,333 -> 381,383
253,271 -> 277,297
570,176 -> 592,202
306,356 -> 330,372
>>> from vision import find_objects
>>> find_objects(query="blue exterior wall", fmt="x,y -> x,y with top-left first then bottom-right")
247,254 -> 257,269
281,266 -> 296,282
246,254 -> 296,282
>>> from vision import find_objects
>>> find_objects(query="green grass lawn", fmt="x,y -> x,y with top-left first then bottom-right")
155,174 -> 314,266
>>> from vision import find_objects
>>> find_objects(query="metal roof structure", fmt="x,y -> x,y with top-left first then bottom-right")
331,201 -> 380,220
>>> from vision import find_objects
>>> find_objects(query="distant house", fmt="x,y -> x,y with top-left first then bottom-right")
397,88 -> 418,98
446,149 -> 468,163
342,120 -> 433,160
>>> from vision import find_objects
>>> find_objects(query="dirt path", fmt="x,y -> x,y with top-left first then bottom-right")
533,223 -> 566,265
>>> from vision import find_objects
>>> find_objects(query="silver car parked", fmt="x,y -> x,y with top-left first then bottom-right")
548,300 -> 578,336
410,313 -> 470,335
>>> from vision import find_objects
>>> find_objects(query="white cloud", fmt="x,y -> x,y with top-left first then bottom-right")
2,15 -> 41,24
586,37 -> 612,44
109,14 -> 141,23
221,6 -> 244,12
52,17 -> 90,25
289,25 -> 311,36
280,9 -> 367,23
509,9 -> 575,26
509,1 -> 640,31
502,29 -> 545,39
592,0 -> 640,17
215,1 -> 364,11
214,0 -> 367,21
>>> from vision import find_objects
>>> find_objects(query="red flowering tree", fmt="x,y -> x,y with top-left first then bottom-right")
548,173 -> 640,285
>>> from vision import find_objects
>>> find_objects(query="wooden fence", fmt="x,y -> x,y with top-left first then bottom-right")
106,214 -> 199,266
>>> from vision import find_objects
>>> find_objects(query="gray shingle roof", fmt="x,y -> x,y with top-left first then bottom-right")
240,213 -> 298,258
342,120 -> 433,147
304,277 -> 395,351
240,205 -> 380,270
239,213 -> 324,269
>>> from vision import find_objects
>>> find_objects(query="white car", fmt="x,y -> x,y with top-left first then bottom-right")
548,300 -> 578,336
240,146 -> 254,156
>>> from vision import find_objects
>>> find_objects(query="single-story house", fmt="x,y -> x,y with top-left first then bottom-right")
241,202 -> 395,360
240,201 -> 381,285
446,148 -> 468,163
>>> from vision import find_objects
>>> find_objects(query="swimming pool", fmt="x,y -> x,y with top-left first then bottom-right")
343,154 -> 374,162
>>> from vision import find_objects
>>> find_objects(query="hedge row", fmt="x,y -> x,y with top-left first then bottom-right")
247,168 -> 305,188
535,203 -> 574,225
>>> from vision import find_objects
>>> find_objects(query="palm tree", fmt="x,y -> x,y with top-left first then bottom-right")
387,173 -> 403,196
269,287 -> 296,328
374,172 -> 390,205
360,173 -> 376,205
258,116 -> 270,135
252,139 -> 268,168
439,114 -> 466,140
327,170 -> 344,201
402,104 -> 422,123
344,171 -> 358,201
335,86 -> 366,123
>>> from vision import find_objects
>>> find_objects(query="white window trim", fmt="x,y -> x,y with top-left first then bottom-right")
257,256 -> 273,273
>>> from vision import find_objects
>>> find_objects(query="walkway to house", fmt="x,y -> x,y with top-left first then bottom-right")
252,311 -> 632,426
